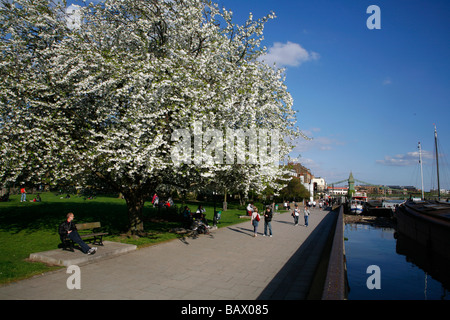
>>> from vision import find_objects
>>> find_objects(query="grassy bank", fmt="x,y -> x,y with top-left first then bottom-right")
0,192 -> 256,285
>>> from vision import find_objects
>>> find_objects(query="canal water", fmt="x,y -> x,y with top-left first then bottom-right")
344,222 -> 450,300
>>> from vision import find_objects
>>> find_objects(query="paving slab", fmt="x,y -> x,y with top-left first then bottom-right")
0,208 -> 335,300
28,241 -> 137,267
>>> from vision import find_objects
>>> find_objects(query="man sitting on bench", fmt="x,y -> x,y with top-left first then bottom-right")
59,213 -> 97,255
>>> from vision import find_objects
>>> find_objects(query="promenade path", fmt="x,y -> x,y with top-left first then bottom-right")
0,207 -> 336,300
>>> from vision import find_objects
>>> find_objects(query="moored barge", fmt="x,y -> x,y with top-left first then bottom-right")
395,200 -> 450,261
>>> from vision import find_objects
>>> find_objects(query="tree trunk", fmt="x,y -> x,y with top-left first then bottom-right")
223,188 -> 227,211
123,192 -> 146,235
239,193 -> 244,206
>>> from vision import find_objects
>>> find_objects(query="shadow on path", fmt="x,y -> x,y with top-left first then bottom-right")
256,210 -> 338,300
227,226 -> 258,237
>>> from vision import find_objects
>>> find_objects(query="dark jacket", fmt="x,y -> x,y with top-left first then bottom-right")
58,220 -> 77,237
264,210 -> 273,222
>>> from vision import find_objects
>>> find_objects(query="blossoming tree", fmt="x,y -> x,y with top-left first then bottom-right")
1,0 -> 300,234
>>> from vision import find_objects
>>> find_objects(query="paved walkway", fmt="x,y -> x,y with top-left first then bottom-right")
0,207 -> 335,300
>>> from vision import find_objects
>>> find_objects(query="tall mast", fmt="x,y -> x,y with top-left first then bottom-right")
434,124 -> 441,200
418,142 -> 425,200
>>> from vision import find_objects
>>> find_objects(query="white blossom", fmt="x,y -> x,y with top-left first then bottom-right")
1,0 -> 302,233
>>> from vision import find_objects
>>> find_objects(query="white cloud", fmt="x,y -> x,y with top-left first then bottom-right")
376,150 -> 434,167
382,77 -> 392,85
258,41 -> 319,68
293,130 -> 345,153
292,156 -> 348,183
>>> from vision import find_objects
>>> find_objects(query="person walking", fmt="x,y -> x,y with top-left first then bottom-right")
247,202 -> 255,216
20,187 -> 26,202
292,204 -> 300,226
152,193 -> 159,207
251,207 -> 260,237
304,205 -> 310,227
263,206 -> 273,237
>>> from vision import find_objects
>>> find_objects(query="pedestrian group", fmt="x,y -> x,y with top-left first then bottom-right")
249,201 -> 314,238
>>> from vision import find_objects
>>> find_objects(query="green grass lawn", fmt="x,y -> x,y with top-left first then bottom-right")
0,192 -> 258,285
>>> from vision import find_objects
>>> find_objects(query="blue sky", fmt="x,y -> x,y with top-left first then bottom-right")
65,0 -> 450,191
216,0 -> 450,191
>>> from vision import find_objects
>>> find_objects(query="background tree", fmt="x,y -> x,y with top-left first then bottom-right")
279,177 -> 310,202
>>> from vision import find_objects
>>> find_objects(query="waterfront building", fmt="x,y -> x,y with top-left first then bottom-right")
327,187 -> 348,196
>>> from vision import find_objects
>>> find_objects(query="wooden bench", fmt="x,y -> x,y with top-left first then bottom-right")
60,222 -> 108,252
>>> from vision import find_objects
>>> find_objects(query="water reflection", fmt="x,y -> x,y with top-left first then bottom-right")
344,223 -> 449,300
395,232 -> 450,294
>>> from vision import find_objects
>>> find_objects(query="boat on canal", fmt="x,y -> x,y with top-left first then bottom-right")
395,199 -> 450,261
395,125 -> 450,261
363,199 -> 403,217
349,195 -> 367,215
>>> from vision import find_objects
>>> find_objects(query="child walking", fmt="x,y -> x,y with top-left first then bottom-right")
251,208 -> 260,237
